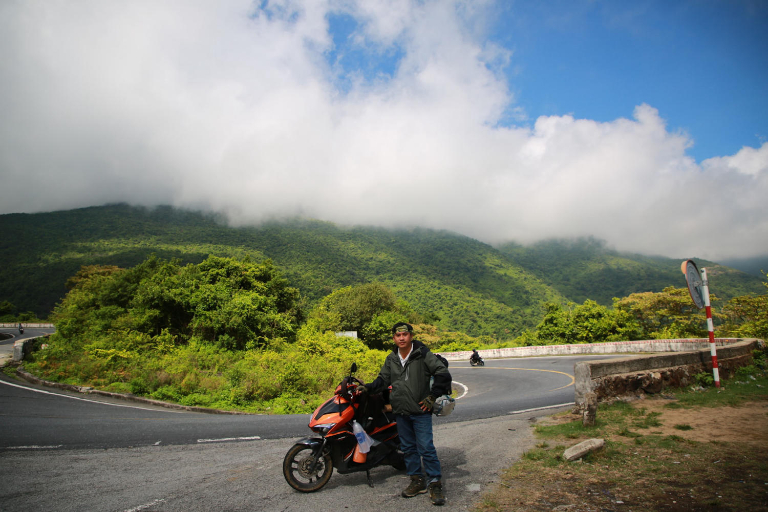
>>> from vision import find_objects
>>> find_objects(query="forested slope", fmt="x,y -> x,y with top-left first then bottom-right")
498,238 -> 763,307
0,204 -> 564,337
1,204 -> 763,338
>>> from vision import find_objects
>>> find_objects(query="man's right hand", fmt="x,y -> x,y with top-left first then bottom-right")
355,384 -> 368,395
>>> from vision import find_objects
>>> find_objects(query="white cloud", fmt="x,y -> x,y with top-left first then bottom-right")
1,0 -> 766,261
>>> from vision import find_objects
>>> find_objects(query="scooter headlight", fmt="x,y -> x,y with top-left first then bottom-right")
311,423 -> 335,435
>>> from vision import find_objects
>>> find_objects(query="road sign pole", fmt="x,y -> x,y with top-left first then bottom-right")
700,268 -> 720,388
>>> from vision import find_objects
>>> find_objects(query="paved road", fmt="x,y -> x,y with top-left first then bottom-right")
0,354 -> 618,511
0,355 -> 610,449
0,328 -> 54,363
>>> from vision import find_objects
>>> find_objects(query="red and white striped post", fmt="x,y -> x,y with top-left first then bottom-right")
700,267 -> 720,388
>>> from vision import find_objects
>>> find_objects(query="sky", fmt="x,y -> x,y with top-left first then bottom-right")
1,0 -> 767,261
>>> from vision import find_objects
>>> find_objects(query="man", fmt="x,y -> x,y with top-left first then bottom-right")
360,322 -> 450,506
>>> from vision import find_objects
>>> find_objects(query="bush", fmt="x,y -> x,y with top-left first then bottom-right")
308,283 -> 421,349
435,341 -> 473,353
694,372 -> 715,387
735,365 -> 758,378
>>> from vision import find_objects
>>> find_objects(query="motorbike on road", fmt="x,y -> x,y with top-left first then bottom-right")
282,363 -> 405,492
469,350 -> 484,366
18,324 -> 24,335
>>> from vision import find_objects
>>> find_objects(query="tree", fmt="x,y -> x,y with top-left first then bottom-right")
309,282 -> 417,349
310,283 -> 395,330
52,255 -> 302,351
534,300 -> 630,345
613,286 -> 716,339
721,273 -> 768,340
0,300 -> 16,321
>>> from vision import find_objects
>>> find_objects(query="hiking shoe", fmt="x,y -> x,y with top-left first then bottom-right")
401,475 -> 427,498
428,480 -> 446,506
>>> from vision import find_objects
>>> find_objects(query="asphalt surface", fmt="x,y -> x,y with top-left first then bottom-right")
0,346 -> 620,511
0,355 -> 613,449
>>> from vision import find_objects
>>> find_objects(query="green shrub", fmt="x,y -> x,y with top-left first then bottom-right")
130,377 -> 150,395
694,372 -> 715,387
151,385 -> 180,402
436,341 -> 474,352
753,349 -> 767,370
735,365 -> 758,378
104,382 -> 131,394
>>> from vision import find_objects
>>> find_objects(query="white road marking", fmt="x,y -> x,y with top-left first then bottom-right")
508,402 -> 575,415
4,445 -> 63,450
197,436 -> 261,443
123,498 -> 167,512
452,380 -> 468,399
0,379 -> 184,412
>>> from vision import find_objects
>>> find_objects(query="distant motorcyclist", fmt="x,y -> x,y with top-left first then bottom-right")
469,349 -> 481,364
18,322 -> 24,334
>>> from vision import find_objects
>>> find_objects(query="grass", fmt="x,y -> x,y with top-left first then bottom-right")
475,361 -> 768,512
1,366 -> 19,378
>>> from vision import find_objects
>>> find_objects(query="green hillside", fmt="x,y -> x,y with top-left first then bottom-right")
1,204 -> 764,338
0,204 -> 564,338
498,237 -> 764,307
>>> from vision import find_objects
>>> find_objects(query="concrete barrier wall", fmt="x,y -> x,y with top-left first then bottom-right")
438,338 -> 751,362
13,340 -> 28,362
12,335 -> 52,362
573,338 -> 764,406
0,323 -> 55,328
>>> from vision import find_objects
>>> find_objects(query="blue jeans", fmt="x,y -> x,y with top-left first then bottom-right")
396,413 -> 441,482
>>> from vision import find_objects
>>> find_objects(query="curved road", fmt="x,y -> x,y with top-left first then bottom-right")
0,354 -> 611,450
0,346 -> 620,512
0,327 -> 55,364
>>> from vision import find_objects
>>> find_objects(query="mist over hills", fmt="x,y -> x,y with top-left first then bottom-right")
1,204 -> 764,339
719,255 -> 768,278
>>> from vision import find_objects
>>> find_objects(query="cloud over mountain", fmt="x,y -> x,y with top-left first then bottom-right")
1,0 -> 766,260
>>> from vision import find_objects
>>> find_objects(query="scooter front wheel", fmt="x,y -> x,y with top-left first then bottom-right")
283,444 -> 333,492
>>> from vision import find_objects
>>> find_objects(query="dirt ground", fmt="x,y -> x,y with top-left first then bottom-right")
628,399 -> 768,445
477,399 -> 768,512
543,398 -> 768,445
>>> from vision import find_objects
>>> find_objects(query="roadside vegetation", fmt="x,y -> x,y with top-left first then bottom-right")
13,248 -> 768,414
0,299 -> 43,323
476,349 -> 768,512
19,256 -> 387,413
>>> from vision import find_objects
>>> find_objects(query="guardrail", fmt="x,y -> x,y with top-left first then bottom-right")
0,323 -> 55,328
573,338 -> 764,408
437,338 -> 751,362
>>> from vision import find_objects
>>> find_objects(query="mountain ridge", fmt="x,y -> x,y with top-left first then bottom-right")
1,203 -> 763,339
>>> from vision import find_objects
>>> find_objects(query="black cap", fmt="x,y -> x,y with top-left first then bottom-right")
391,322 -> 413,334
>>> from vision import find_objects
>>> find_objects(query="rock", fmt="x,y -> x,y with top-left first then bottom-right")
641,372 -> 664,394
563,438 -> 605,462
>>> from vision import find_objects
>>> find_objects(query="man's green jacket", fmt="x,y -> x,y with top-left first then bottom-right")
366,340 -> 451,416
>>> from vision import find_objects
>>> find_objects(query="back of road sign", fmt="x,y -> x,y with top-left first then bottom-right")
681,259 -> 705,309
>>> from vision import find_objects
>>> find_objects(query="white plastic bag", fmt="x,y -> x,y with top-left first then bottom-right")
352,420 -> 373,453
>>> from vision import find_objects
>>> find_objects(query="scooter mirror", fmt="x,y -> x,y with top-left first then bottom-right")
350,362 -> 357,374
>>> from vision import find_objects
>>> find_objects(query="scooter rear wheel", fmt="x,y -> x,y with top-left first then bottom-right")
283,444 -> 333,492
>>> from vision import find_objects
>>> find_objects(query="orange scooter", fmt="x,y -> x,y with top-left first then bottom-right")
283,363 -> 405,492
